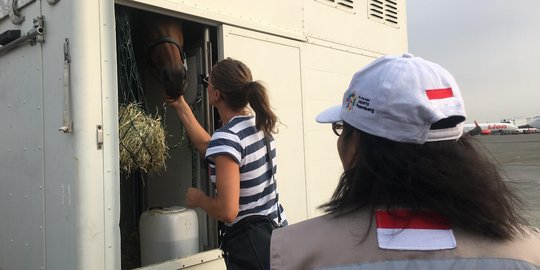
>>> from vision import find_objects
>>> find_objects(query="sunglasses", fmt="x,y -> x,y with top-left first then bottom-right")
201,76 -> 215,89
332,121 -> 343,136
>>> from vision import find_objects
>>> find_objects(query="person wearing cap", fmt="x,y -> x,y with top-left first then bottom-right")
270,53 -> 540,270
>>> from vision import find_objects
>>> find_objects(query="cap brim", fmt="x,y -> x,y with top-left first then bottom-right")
316,105 -> 342,123
426,123 -> 464,142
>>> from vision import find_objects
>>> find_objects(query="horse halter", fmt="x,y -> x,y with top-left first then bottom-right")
144,35 -> 188,71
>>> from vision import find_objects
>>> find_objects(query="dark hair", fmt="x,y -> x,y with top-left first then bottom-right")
319,122 -> 528,240
210,58 -> 278,134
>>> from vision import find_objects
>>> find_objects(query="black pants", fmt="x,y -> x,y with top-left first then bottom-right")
221,215 -> 278,270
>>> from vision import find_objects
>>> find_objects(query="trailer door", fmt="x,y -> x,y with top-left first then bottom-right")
1,0 -> 118,269
0,1 -> 49,269
0,0 -> 87,269
218,25 -> 308,223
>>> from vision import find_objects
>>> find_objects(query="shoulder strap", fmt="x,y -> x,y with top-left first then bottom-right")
264,134 -> 282,225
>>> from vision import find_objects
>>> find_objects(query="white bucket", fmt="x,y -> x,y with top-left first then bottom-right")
139,206 -> 199,266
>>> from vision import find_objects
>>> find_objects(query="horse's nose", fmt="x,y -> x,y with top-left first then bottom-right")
163,67 -> 187,98
164,67 -> 186,82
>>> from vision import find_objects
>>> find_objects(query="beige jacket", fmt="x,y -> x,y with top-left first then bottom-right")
271,210 -> 540,270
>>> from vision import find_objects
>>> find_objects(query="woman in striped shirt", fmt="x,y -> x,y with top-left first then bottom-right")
166,58 -> 286,270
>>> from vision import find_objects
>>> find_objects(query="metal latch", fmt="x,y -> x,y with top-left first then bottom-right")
96,125 -> 103,150
59,38 -> 72,133
0,15 -> 45,57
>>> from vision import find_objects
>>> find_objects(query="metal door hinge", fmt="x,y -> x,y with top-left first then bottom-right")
33,16 -> 45,44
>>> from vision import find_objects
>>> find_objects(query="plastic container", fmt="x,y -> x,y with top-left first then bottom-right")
139,206 -> 199,266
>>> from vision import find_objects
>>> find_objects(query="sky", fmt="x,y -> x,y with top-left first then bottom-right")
406,0 -> 540,124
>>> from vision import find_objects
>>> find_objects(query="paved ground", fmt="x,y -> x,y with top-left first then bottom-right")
474,133 -> 540,228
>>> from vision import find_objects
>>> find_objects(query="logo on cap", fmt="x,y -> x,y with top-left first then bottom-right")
345,91 -> 375,114
346,92 -> 357,111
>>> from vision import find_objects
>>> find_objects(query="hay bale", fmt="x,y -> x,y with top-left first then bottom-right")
119,103 -> 169,174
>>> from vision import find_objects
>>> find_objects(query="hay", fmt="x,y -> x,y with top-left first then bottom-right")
119,103 -> 169,174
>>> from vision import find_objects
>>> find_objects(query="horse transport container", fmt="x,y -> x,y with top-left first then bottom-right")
0,0 -> 407,269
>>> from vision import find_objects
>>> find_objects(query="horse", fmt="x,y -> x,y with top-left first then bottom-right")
134,12 -> 188,99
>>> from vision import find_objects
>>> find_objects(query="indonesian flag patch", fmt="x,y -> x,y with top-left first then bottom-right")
425,88 -> 454,100
375,209 -> 457,251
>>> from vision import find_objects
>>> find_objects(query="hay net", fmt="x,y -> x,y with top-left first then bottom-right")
118,103 -> 169,174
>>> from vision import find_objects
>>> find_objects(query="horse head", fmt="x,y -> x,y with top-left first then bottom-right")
140,16 -> 188,99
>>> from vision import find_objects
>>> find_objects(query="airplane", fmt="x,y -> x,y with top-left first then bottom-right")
502,116 -> 540,134
516,127 -> 540,134
463,121 -> 519,135
530,116 -> 540,129
518,116 -> 540,129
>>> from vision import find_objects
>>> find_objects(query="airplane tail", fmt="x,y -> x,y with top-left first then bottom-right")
468,120 -> 482,136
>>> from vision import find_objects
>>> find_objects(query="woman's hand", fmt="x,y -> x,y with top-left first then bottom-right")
163,94 -> 210,155
185,187 -> 206,208
164,95 -> 185,111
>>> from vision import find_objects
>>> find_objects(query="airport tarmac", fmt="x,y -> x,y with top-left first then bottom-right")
474,133 -> 540,228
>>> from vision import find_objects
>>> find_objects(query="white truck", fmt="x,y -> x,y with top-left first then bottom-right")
0,0 -> 407,269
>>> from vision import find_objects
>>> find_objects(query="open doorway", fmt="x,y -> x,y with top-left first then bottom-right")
114,5 -> 219,268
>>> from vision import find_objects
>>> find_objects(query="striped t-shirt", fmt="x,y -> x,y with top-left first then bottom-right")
205,115 -> 287,227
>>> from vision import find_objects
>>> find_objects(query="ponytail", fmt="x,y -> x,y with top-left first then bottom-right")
210,58 -> 279,134
246,81 -> 278,134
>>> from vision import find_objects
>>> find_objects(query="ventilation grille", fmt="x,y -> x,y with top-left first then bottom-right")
316,0 -> 355,13
368,0 -> 399,27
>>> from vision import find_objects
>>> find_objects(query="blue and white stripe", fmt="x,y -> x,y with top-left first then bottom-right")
206,115 -> 287,226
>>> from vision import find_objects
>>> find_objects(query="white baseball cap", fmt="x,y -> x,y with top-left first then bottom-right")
316,53 -> 466,144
